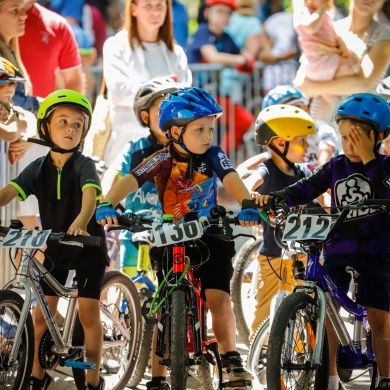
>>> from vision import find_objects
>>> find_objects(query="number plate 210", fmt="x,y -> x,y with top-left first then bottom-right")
282,214 -> 333,242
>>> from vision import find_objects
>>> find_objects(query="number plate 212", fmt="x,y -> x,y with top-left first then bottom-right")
282,214 -> 333,241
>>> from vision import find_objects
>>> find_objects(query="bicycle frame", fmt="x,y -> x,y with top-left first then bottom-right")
155,243 -> 209,360
8,248 -> 79,365
302,248 -> 370,370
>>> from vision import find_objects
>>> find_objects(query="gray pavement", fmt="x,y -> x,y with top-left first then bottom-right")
48,344 -> 373,390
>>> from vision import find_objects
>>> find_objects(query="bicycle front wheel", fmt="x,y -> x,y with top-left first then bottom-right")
170,289 -> 188,390
247,316 -> 270,389
266,292 -> 329,390
230,237 -> 262,344
0,289 -> 34,390
72,271 -> 142,390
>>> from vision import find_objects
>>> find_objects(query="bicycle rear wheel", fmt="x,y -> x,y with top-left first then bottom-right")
72,271 -> 142,390
0,289 -> 34,390
230,237 -> 262,344
266,292 -> 329,390
247,316 -> 270,389
170,289 -> 188,390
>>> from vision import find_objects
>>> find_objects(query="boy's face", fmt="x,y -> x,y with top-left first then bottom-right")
339,119 -> 378,163
147,96 -> 169,144
277,135 -> 309,163
175,115 -> 215,155
45,106 -> 85,150
0,82 -> 16,103
207,4 -> 233,31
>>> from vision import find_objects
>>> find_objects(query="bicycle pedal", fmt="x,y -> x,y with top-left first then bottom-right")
63,360 -> 96,370
222,380 -> 252,389
142,299 -> 157,323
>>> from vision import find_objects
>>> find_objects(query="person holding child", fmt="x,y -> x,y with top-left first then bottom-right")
254,92 -> 390,390
0,89 -> 107,390
96,87 -> 258,390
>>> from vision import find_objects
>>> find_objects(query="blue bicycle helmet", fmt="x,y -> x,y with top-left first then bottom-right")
261,85 -> 308,109
335,93 -> 390,133
159,87 -> 223,132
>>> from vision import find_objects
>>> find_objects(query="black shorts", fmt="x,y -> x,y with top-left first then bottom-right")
152,234 -> 235,301
41,246 -> 107,300
323,253 -> 390,312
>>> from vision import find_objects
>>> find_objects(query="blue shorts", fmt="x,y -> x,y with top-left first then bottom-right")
323,253 -> 390,312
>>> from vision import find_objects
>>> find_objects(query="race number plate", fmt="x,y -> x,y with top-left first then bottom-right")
282,214 -> 333,241
152,220 -> 203,247
2,229 -> 52,249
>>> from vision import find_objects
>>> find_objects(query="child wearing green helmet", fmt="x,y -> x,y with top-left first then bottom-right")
96,86 -> 260,389
0,89 -> 107,390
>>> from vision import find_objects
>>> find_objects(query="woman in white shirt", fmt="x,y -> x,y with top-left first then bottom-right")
103,0 -> 192,165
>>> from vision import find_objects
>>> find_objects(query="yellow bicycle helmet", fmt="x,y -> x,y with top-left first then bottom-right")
254,104 -> 315,146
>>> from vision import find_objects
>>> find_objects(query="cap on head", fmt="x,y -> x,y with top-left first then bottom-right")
134,76 -> 180,127
158,87 -> 223,132
205,0 -> 237,10
254,104 -> 315,146
335,93 -> 390,133
0,57 -> 26,84
261,85 -> 308,110
37,89 -> 93,143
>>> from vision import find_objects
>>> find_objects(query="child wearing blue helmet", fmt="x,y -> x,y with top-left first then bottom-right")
96,87 -> 260,389
255,92 -> 390,390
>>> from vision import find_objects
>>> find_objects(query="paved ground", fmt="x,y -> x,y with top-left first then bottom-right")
48,343 -> 374,390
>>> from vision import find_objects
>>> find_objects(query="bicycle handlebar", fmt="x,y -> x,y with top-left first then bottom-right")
0,221 -> 104,248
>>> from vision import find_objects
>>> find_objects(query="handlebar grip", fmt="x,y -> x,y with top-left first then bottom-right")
241,199 -> 258,209
52,235 -> 104,247
358,199 -> 390,207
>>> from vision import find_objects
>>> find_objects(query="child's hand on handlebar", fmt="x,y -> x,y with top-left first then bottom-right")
96,201 -> 120,226
237,208 -> 261,227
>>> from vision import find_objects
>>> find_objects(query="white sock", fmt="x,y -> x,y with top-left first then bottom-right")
328,375 -> 340,390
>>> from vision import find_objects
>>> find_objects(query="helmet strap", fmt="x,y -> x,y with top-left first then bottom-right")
34,122 -> 81,154
268,141 -> 294,168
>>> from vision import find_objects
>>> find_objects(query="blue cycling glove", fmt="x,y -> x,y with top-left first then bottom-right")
96,201 -> 120,222
237,208 -> 261,224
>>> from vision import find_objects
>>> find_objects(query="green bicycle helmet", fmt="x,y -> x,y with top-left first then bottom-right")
37,89 -> 93,152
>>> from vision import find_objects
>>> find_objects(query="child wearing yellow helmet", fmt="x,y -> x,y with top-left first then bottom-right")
243,104 -> 318,336
0,89 -> 106,390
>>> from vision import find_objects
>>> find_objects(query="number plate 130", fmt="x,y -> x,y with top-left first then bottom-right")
282,214 -> 333,241
152,221 -> 203,247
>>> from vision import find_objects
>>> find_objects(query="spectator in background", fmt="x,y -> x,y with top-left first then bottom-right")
0,0 -> 40,114
172,0 -> 189,49
226,0 -> 262,59
19,0 -> 83,97
293,0 -> 361,122
256,10 -> 300,93
102,0 -> 192,166
256,0 -> 284,21
295,0 -> 390,123
187,0 -> 255,152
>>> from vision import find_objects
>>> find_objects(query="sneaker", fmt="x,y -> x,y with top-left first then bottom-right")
29,373 -> 53,390
221,351 -> 254,381
376,379 -> 390,389
145,380 -> 170,390
87,376 -> 105,390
